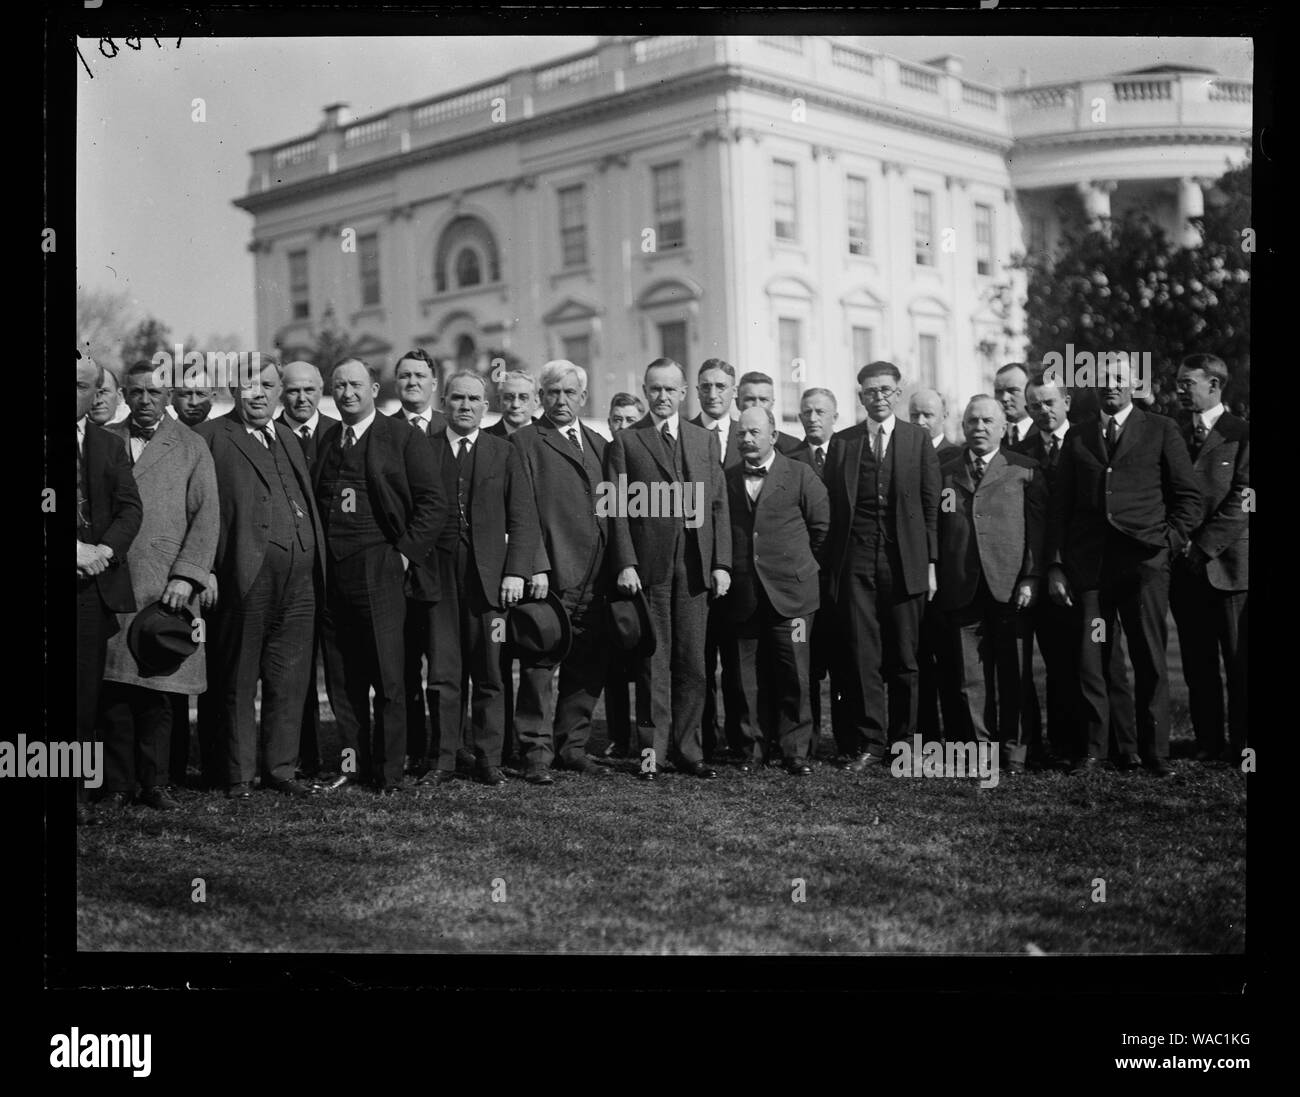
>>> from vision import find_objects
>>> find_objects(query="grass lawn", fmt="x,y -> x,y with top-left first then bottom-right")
76,633 -> 1247,954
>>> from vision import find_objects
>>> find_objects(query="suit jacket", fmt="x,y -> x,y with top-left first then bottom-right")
434,428 -> 541,608
195,412 -> 328,602
605,415 -> 732,585
1049,408 -> 1203,589
690,413 -> 804,468
791,434 -> 840,481
937,446 -> 1047,611
823,418 -> 940,600
81,420 -> 143,614
935,436 -> 961,459
724,453 -> 830,622
1004,418 -> 1039,450
103,416 -> 220,693
509,418 -> 608,598
275,409 -> 340,470
1179,410 -> 1249,591
312,412 -> 449,602
389,405 -> 448,440
485,417 -> 534,439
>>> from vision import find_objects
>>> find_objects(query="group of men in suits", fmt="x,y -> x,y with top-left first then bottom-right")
74,341 -> 1248,820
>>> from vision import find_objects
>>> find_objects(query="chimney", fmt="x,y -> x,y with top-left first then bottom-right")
320,103 -> 352,130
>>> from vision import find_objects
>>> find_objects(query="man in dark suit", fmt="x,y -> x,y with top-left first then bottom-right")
509,360 -> 610,783
196,358 -> 327,798
607,357 -> 732,780
689,358 -> 742,763
269,359 -> 338,781
824,361 -> 940,771
737,371 -> 804,455
313,358 -> 447,793
794,387 -> 843,754
171,374 -> 216,429
723,407 -> 830,774
908,387 -> 962,743
601,393 -> 647,760
416,370 -> 540,787
76,352 -> 143,825
1171,354 -> 1249,763
1047,357 -> 1203,778
995,363 -> 1040,450
386,349 -> 455,772
937,397 -> 1047,771
391,349 -> 448,438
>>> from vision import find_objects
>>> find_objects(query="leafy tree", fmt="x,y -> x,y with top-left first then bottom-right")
1013,161 -> 1250,419
119,316 -> 173,368
76,285 -> 136,378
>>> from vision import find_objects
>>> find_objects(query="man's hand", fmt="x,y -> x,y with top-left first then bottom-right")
399,552 -> 410,572
200,573 -> 219,610
160,578 -> 193,611
1184,542 -> 1210,574
77,542 -> 106,576
500,576 -> 524,607
617,566 -> 641,595
528,573 -> 549,600
711,569 -> 730,598
1046,564 -> 1073,608
927,562 -> 938,602
1013,579 -> 1037,611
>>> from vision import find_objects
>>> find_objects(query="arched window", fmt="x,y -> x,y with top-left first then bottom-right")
455,248 -> 482,288
455,333 -> 477,373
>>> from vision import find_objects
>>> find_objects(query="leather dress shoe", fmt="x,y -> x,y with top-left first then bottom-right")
225,782 -> 253,800
455,748 -> 478,774
785,761 -> 813,777
312,773 -> 354,791
679,761 -> 717,779
476,766 -> 506,787
555,755 -> 599,775
417,769 -> 455,787
844,751 -> 884,774
1068,756 -> 1101,776
1114,752 -> 1142,772
637,768 -> 657,782
1143,758 -> 1173,779
525,770 -> 555,786
138,786 -> 180,811
268,778 -> 317,798
99,791 -> 131,812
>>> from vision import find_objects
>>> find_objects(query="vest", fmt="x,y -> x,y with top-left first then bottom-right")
852,428 -> 896,547
265,431 -> 314,553
454,435 -> 477,545
316,427 -> 384,559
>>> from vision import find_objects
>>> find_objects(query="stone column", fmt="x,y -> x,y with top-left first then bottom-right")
1176,176 -> 1207,247
1076,179 -> 1117,226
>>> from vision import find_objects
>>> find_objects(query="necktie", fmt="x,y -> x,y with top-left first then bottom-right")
457,437 -> 471,468
128,421 -> 157,441
410,415 -> 426,434
262,426 -> 276,449
1008,422 -> 1019,446
299,424 -> 311,441
662,422 -> 675,451
342,426 -> 356,450
566,427 -> 582,452
1191,419 -> 1208,457
1044,434 -> 1058,468
1105,417 -> 1118,459
972,455 -> 986,484
873,426 -> 884,463
813,446 -> 825,476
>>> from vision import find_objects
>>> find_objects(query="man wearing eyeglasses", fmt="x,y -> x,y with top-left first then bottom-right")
823,361 -> 940,772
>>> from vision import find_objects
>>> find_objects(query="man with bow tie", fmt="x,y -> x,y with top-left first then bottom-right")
101,360 -> 219,812
1047,357 -> 1202,778
723,407 -> 829,775
196,357 -> 326,799
1171,354 -> 1249,765
936,396 -> 1047,771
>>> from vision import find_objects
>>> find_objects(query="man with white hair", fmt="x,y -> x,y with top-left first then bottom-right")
507,360 -> 611,782
486,370 -> 537,437
908,388 -> 958,458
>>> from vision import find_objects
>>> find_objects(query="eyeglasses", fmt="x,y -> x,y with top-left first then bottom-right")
861,387 -> 898,400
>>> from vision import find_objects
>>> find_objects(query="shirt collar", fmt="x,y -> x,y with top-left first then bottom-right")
1052,422 -> 1070,442
446,426 -> 481,449
1101,403 -> 1135,430
343,408 -> 378,440
77,416 -> 87,440
652,411 -> 681,435
700,410 -> 733,432
867,414 -> 896,437
744,449 -> 777,473
402,402 -> 435,423
971,445 -> 999,466
930,433 -> 944,449
1198,402 -> 1225,432
288,410 -> 321,435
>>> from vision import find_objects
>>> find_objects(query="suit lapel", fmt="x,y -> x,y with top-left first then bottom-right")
1082,417 -> 1109,466
1197,424 -> 1226,466
640,421 -> 677,481
843,428 -> 864,508
227,415 -> 275,486
976,450 -> 1011,491
131,416 -> 178,477
1111,407 -> 1144,465
950,447 -> 976,494
539,419 -> 589,478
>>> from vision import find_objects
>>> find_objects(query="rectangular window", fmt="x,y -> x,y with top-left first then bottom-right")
852,326 -> 875,370
653,163 -> 685,250
358,233 -> 380,307
559,184 -> 588,268
913,190 -> 934,267
561,334 -> 591,369
918,334 -> 939,389
846,175 -> 870,256
289,250 -> 310,320
1028,213 -> 1047,254
773,160 -> 798,242
778,318 -> 802,423
974,203 -> 994,276
658,320 -> 687,365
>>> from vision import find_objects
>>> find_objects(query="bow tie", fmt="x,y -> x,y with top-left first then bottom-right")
129,421 -> 158,440
743,464 -> 768,478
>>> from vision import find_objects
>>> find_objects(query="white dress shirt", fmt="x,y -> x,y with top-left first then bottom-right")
742,449 -> 776,502
867,414 -> 896,456
1196,402 -> 1225,434
445,425 -> 482,456
699,411 -> 734,464
287,410 -> 322,440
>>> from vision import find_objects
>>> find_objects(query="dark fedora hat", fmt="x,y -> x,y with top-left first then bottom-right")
606,588 -> 656,658
506,589 -> 573,664
127,601 -> 200,678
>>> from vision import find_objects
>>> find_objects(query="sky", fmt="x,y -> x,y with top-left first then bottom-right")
76,34 -> 1253,348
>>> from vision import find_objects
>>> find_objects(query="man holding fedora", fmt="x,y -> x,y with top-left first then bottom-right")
100,360 -> 219,812
508,359 -> 610,783
419,370 -> 541,788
